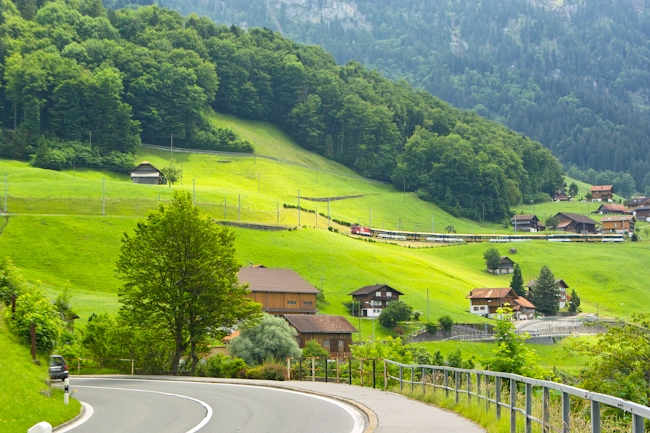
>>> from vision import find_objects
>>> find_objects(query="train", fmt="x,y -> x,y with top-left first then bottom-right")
349,225 -> 625,243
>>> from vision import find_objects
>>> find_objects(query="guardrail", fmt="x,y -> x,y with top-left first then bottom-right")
385,360 -> 650,433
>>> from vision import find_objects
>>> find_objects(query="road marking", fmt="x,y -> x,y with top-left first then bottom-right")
57,402 -> 94,432
64,384 -> 213,433
72,378 -> 365,433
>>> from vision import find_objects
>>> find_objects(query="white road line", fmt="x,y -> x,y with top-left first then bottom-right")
62,385 -> 212,433
72,378 -> 366,433
56,402 -> 94,433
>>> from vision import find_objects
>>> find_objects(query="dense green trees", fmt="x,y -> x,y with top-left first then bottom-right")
116,191 -> 261,374
530,266 -> 560,316
510,264 -> 525,297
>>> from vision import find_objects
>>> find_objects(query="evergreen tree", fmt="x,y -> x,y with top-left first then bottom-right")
530,266 -> 560,316
510,264 -> 525,297
568,289 -> 581,313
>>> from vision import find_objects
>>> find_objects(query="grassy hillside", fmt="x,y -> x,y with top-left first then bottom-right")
0,312 -> 80,432
0,113 -> 648,339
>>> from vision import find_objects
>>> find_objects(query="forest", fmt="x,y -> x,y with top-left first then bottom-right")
0,0 -> 563,221
153,0 -> 650,195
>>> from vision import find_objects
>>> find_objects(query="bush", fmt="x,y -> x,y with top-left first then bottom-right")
424,322 -> 439,334
438,315 -> 454,332
246,362 -> 286,380
195,353 -> 248,378
378,300 -> 413,328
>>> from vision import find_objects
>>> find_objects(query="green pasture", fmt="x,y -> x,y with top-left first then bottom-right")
0,310 -> 80,433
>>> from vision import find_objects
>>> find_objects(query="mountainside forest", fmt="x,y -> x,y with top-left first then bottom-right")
0,0 -> 563,221
141,0 -> 650,196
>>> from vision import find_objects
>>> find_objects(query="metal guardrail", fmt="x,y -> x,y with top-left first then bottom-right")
385,360 -> 650,433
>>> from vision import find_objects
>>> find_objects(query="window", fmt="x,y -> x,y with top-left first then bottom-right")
323,340 -> 330,347
303,301 -> 312,305
338,340 -> 344,348
473,306 -> 480,311
386,292 -> 392,298
287,300 -> 297,305
375,292 -> 381,297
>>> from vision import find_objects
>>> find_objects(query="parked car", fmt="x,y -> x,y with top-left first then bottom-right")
49,355 -> 68,381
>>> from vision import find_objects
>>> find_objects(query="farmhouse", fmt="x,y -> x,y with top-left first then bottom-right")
510,214 -> 541,232
553,192 -> 571,201
349,284 -> 404,317
466,288 -> 535,320
238,267 -> 320,315
553,212 -> 598,234
130,161 -> 165,185
527,278 -> 570,309
284,315 -> 357,358
592,204 -> 630,215
601,215 -> 636,233
626,197 -> 650,209
589,185 -> 614,202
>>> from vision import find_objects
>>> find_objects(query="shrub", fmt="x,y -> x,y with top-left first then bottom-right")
438,315 -> 454,332
195,353 -> 248,378
246,362 -> 286,380
424,322 -> 439,334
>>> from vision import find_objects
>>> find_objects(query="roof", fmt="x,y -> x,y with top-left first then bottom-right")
555,213 -> 598,225
349,284 -> 404,296
130,161 -> 162,175
594,204 -> 630,213
601,215 -> 636,223
526,279 -> 569,289
500,256 -> 515,265
284,315 -> 358,334
510,214 -> 537,222
590,185 -> 614,192
223,330 -> 240,342
238,267 -> 320,294
466,288 -> 516,299
513,297 -> 536,309
626,197 -> 650,207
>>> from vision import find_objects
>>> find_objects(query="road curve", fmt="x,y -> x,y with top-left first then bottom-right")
60,377 -> 365,433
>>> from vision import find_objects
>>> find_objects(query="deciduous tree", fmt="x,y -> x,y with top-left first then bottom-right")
227,314 -> 301,366
378,300 -> 412,328
483,247 -> 501,271
116,190 -> 261,374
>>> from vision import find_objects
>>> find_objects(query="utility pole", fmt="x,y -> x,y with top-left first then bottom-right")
369,207 -> 372,227
102,177 -> 105,216
432,214 -> 435,233
3,174 -> 7,213
238,194 -> 241,220
297,190 -> 301,227
327,201 -> 330,228
427,288 -> 430,322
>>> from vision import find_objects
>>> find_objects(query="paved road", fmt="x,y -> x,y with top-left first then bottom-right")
58,377 -> 364,433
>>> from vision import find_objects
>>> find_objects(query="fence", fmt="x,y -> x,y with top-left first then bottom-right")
287,357 -> 382,388
384,359 -> 650,433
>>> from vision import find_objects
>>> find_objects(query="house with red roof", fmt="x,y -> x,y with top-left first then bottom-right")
589,185 -> 614,202
466,288 -> 536,320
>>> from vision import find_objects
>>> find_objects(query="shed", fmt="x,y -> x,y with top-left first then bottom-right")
130,161 -> 165,185
284,315 -> 357,358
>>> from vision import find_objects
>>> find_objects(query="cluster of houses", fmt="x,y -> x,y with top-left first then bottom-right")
234,266 -> 404,358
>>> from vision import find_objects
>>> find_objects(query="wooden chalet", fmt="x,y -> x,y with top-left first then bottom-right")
488,256 -> 516,274
589,185 -> 614,202
466,288 -> 535,320
553,192 -> 571,201
349,284 -> 404,317
592,204 -> 631,215
601,215 -> 636,234
284,315 -> 357,358
634,206 -> 650,222
626,197 -> 650,209
510,214 -> 541,232
238,267 -> 320,315
527,278 -> 569,309
130,161 -> 165,185
553,212 -> 598,234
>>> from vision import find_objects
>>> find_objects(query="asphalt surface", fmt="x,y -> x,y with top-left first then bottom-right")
56,376 -> 485,433
58,377 -> 363,433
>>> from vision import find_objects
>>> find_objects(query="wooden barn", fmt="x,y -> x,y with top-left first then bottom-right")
284,315 -> 357,358
487,256 -> 516,274
130,161 -> 165,185
238,267 -> 320,315
553,213 -> 598,234
634,206 -> 650,222
510,214 -> 541,232
592,204 -> 631,215
349,284 -> 404,317
601,215 -> 636,234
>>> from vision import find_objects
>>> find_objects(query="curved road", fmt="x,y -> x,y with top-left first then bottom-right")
59,378 -> 365,433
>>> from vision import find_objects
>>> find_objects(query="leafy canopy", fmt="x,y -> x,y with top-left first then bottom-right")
116,190 -> 261,374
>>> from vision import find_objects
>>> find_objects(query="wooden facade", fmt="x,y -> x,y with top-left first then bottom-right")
238,267 -> 320,315
511,214 -> 540,232
590,185 -> 614,201
601,215 -> 636,233
349,284 -> 404,317
635,206 -> 650,222
554,212 -> 597,234
466,288 -> 535,319
488,256 -> 515,274
593,204 -> 630,215
284,315 -> 357,358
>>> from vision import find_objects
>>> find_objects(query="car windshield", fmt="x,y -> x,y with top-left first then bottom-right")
50,357 -> 65,367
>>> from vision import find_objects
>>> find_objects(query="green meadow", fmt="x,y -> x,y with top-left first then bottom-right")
1,112 -> 648,348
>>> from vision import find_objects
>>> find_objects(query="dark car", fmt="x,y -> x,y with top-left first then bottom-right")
49,355 -> 69,381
